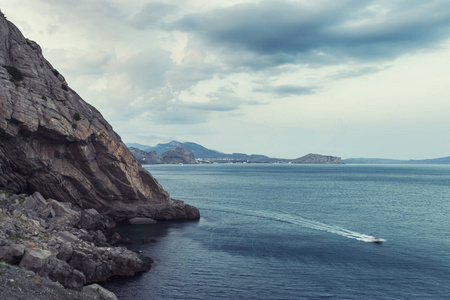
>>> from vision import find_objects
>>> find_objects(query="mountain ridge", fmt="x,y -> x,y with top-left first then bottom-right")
126,141 -> 342,164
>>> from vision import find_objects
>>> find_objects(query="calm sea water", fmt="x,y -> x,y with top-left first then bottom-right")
103,164 -> 450,299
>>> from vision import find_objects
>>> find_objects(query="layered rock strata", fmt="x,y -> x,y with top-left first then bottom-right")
0,11 -> 199,221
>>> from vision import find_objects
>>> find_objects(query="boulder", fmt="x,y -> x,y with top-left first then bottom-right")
44,257 -> 86,290
78,209 -> 115,231
0,241 -> 25,264
83,284 -> 118,300
48,199 -> 81,226
23,192 -> 47,211
19,248 -> 52,272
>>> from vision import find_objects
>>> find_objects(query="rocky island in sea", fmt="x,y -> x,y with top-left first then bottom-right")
0,10 -> 199,299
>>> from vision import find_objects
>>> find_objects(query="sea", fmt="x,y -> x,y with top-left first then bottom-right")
102,164 -> 450,299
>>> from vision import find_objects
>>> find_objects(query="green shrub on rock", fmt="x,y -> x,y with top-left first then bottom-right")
3,65 -> 23,81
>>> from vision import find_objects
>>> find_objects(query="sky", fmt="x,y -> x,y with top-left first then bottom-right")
2,0 -> 450,159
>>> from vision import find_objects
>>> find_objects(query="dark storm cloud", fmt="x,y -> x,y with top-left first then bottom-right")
171,0 -> 450,68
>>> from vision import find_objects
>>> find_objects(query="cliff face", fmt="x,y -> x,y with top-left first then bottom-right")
0,12 -> 199,221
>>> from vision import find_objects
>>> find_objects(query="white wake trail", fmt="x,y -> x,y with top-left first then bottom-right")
211,207 -> 385,243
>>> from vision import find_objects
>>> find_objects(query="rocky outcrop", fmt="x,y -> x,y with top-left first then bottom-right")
0,12 -> 199,221
290,153 -> 342,164
0,190 -> 152,291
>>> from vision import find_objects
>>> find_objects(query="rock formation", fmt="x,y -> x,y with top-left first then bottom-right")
0,12 -> 199,221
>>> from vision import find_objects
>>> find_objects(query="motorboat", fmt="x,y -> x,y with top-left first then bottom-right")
371,237 -> 385,244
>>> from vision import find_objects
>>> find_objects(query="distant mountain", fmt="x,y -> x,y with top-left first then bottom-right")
343,157 -> 450,164
127,141 -> 342,164
129,146 -> 196,165
129,148 -> 162,164
160,147 -> 196,164
141,141 -> 225,159
125,143 -> 153,151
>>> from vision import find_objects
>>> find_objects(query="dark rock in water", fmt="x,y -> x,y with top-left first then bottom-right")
0,12 -> 199,221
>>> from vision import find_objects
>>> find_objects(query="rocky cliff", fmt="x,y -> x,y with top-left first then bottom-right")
0,12 -> 199,221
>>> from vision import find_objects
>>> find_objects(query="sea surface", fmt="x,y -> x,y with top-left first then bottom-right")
102,164 -> 450,299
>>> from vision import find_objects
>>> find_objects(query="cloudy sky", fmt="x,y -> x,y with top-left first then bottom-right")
3,0 -> 450,159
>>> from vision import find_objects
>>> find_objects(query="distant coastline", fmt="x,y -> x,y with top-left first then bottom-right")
128,141 -> 450,165
343,157 -> 450,164
127,141 -> 342,165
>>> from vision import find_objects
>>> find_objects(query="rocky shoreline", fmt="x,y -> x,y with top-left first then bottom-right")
0,190 -> 153,299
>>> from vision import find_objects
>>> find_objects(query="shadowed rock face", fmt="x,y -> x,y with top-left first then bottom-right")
0,12 -> 199,221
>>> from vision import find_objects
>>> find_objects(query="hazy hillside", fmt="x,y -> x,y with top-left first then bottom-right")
127,141 -> 225,159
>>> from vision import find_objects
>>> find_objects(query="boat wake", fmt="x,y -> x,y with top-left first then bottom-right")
209,207 -> 386,243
